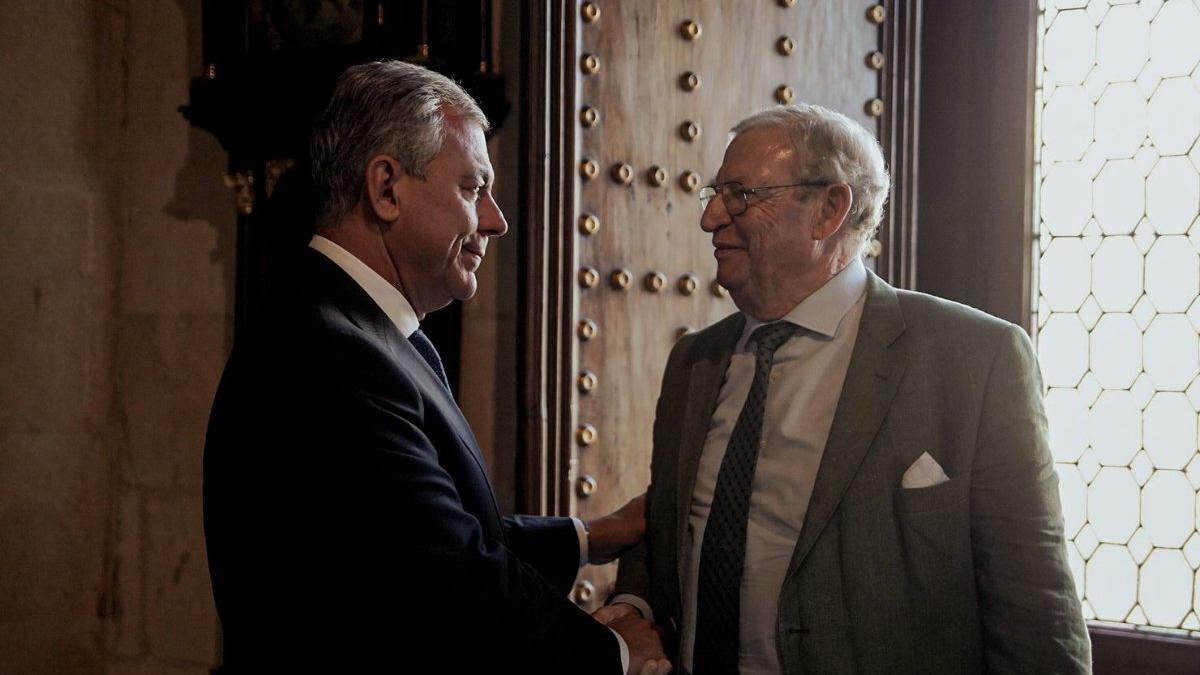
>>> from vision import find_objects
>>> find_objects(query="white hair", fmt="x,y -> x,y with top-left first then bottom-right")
310,59 -> 489,225
732,103 -> 890,251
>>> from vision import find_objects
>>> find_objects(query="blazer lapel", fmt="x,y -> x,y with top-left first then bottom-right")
307,250 -> 502,519
784,273 -> 907,580
675,314 -> 745,589
391,335 -> 478,445
387,331 -> 503,516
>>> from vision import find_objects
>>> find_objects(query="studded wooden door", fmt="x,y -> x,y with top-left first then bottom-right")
521,0 -> 918,611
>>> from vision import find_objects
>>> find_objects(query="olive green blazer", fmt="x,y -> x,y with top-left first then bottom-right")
615,272 -> 1091,674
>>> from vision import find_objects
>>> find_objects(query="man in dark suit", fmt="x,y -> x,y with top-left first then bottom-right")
597,104 -> 1090,674
204,60 -> 670,674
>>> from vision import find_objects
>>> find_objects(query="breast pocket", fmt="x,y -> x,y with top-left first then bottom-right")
893,472 -> 973,600
893,471 -> 971,513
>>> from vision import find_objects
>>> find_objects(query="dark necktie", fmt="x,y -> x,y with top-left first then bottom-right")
407,328 -> 451,392
694,321 -> 800,675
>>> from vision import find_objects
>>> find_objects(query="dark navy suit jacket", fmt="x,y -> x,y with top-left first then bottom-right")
204,248 -> 620,673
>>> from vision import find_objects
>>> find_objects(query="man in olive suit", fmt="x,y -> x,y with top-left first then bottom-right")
597,104 -> 1091,674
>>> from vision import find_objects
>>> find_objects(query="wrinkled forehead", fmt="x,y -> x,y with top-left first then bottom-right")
716,125 -> 799,183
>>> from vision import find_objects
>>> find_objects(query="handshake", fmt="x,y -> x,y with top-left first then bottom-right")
585,494 -> 673,675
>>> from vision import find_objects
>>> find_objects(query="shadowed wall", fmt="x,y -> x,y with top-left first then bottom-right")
0,0 -> 231,671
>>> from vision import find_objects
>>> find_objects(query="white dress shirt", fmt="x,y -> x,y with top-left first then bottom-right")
310,235 -> 421,337
308,236 -> 626,671
680,257 -> 868,675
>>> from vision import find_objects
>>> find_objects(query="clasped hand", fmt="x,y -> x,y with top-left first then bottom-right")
585,494 -> 672,674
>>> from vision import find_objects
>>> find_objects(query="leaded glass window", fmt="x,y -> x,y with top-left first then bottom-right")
1035,0 -> 1200,634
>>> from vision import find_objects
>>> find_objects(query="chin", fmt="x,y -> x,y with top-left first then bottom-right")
451,273 -> 478,302
715,266 -> 745,294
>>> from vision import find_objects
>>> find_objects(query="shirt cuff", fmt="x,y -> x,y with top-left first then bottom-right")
571,516 -> 588,568
609,627 -> 630,674
608,593 -> 654,623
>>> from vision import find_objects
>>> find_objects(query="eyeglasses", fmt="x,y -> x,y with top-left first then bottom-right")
698,180 -> 831,216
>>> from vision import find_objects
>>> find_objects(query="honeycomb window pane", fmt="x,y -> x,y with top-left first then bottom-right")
1045,10 -> 1098,86
1036,0 -> 1200,634
1097,5 -> 1150,83
1144,393 -> 1198,470
1089,467 -> 1141,543
1041,161 -> 1094,235
1041,238 -> 1093,311
1038,314 -> 1091,387
1146,156 -> 1199,235
1148,0 -> 1200,78
1148,78 -> 1200,155
1094,160 -> 1145,235
1044,86 -> 1096,161
1143,314 -> 1199,391
1139,549 -> 1193,626
1142,471 -> 1196,547
1095,83 -> 1148,159
1145,236 -> 1200,312
1086,544 -> 1138,621
1090,314 -> 1143,389
1091,236 -> 1144,312
1090,390 -> 1142,466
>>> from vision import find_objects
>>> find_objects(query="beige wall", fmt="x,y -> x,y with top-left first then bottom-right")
0,1 -> 528,671
0,0 -> 230,672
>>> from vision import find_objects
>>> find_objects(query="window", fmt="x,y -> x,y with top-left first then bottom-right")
1035,0 -> 1200,635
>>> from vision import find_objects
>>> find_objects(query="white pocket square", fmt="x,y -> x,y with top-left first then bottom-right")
901,452 -> 950,489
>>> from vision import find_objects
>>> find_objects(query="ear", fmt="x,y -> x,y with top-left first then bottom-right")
363,154 -> 405,224
812,183 -> 853,241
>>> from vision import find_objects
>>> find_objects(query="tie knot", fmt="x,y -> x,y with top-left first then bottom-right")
751,321 -> 799,356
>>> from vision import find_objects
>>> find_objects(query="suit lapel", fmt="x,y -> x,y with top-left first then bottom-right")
306,249 -> 502,519
784,273 -> 907,581
675,314 -> 745,590
385,329 -> 503,518
391,334 -> 481,449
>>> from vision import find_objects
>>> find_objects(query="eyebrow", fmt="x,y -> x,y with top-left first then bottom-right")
461,170 -> 493,186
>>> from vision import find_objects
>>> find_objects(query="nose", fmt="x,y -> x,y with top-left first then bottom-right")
700,192 -> 730,233
479,191 -> 508,238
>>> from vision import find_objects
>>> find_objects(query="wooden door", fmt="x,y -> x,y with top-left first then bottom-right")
521,0 -> 918,610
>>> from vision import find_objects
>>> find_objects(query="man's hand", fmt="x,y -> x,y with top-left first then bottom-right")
586,493 -> 646,565
592,601 -> 641,626
609,612 -> 672,675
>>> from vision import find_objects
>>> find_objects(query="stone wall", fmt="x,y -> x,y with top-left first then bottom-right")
0,1 -> 531,671
0,1 -> 231,672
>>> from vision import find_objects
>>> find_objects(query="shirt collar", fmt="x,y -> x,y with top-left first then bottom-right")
309,234 -> 420,338
738,256 -> 868,350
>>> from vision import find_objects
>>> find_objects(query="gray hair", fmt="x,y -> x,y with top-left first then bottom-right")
310,59 -> 489,225
732,103 -> 890,251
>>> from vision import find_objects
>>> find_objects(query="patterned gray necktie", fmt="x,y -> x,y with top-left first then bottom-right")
694,320 -> 800,675
407,328 -> 451,392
